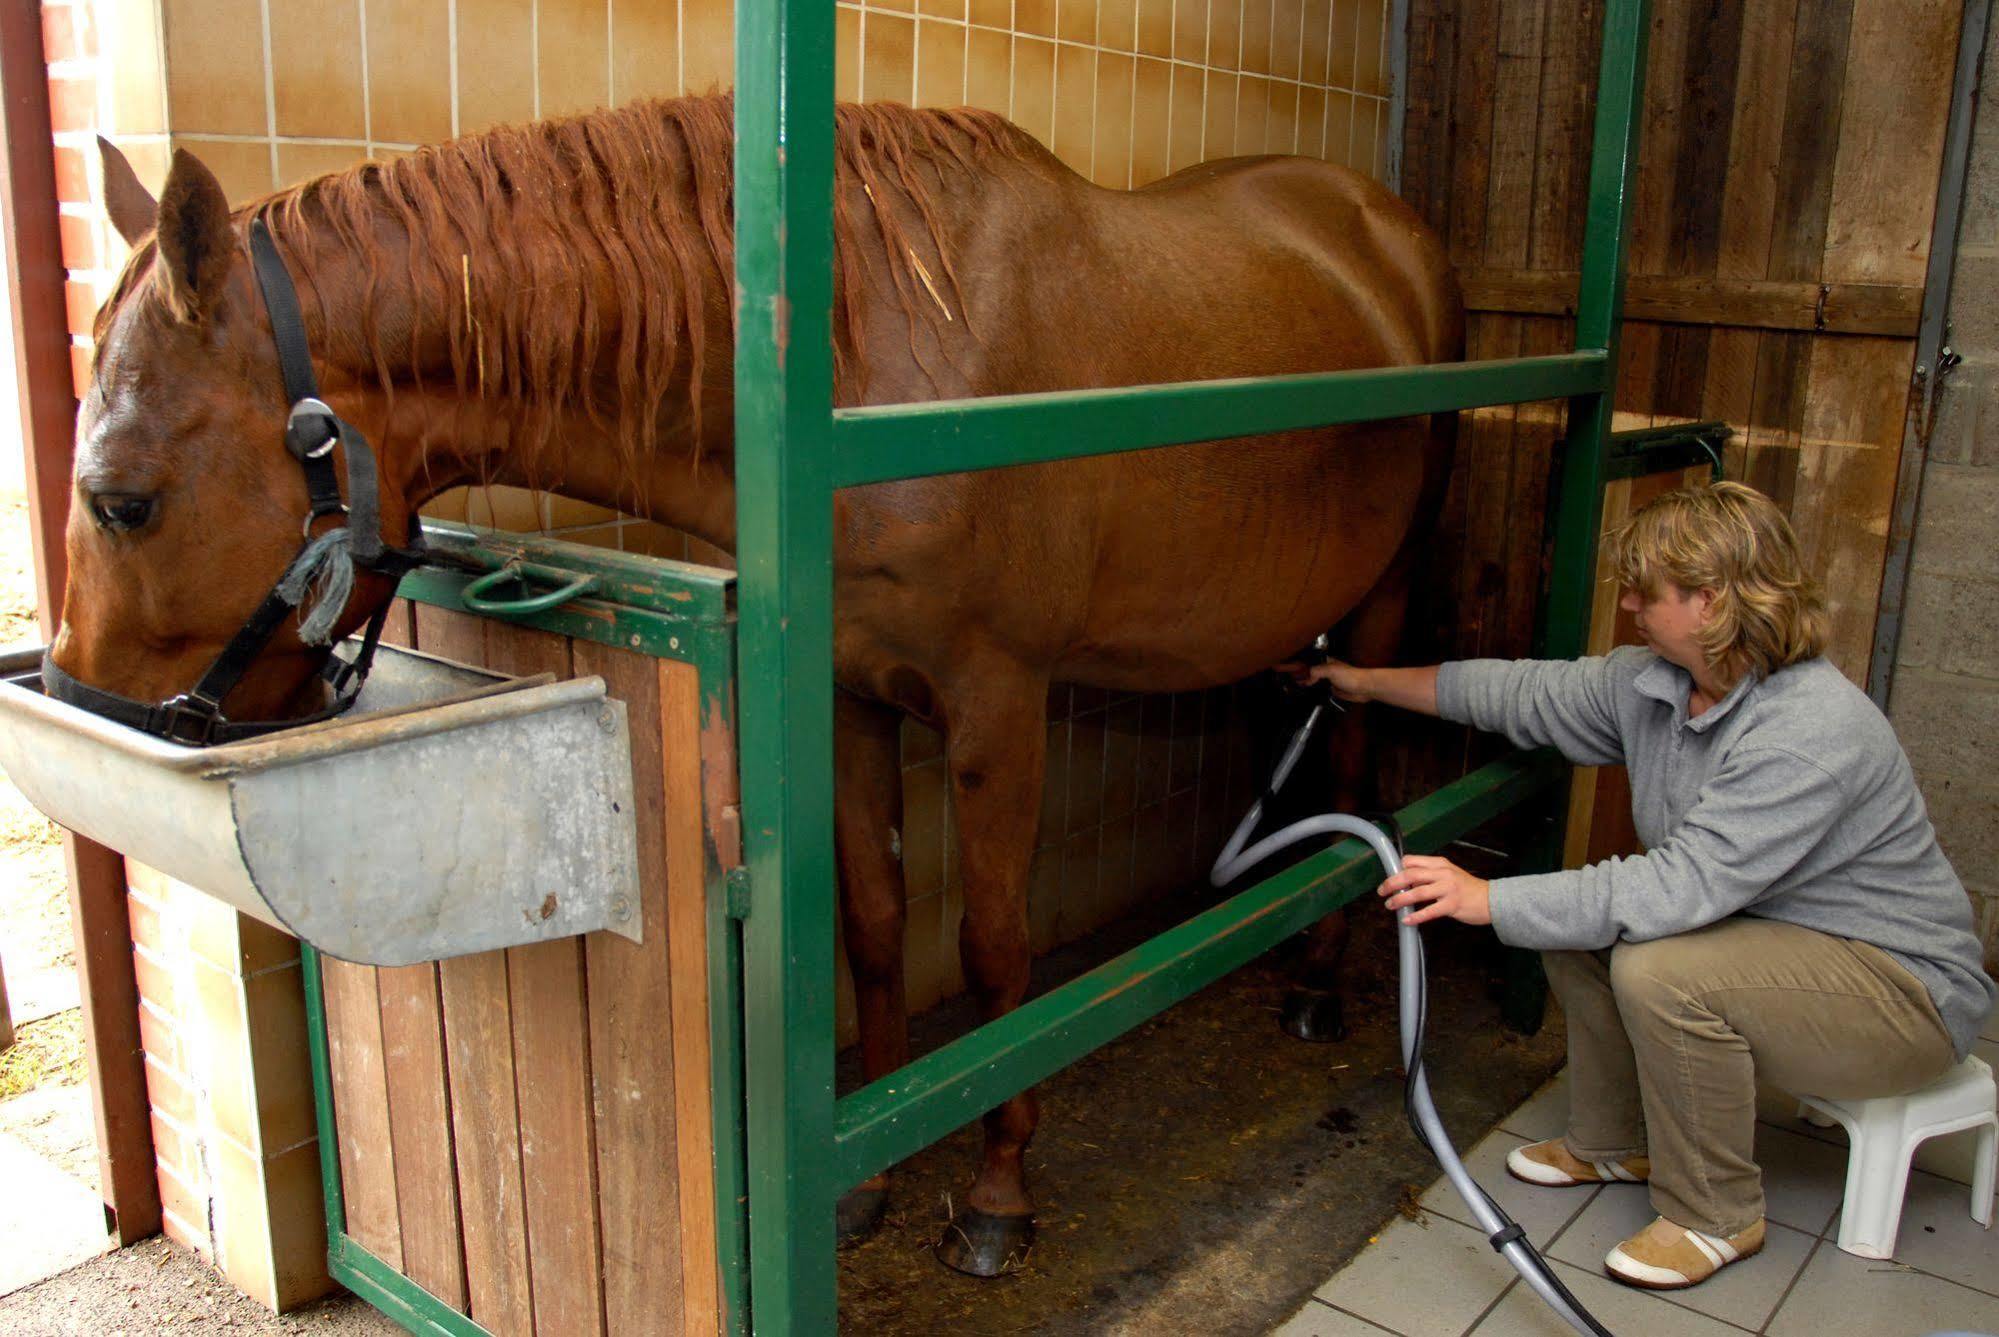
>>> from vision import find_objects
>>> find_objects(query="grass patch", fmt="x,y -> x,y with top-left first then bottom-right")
0,1010 -> 87,1101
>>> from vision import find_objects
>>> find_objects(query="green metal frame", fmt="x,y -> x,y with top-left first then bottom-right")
732,0 -> 1651,1330
302,522 -> 752,1336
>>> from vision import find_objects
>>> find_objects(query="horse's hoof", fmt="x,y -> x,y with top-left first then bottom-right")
935,1207 -> 1035,1276
837,1184 -> 889,1243
1281,987 -> 1347,1043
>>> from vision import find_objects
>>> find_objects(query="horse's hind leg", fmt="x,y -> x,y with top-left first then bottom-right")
1285,556 -> 1415,1043
933,663 -> 1047,1277
835,690 -> 910,1241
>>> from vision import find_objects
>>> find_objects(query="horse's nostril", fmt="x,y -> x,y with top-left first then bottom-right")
90,493 -> 156,533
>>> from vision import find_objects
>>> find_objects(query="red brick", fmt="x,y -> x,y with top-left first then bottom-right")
64,277 -> 97,337
70,341 -> 93,400
131,945 -> 178,1020
157,1163 -> 212,1257
149,1111 -> 195,1181
144,1053 -> 197,1125
42,5 -> 77,63
47,75 -> 94,133
58,211 -> 97,269
52,145 -> 87,202
126,890 -> 163,951
136,999 -> 182,1071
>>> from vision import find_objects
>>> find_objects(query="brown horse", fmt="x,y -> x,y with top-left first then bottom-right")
61,95 -> 1461,1275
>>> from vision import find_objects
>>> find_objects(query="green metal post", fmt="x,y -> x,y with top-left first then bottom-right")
734,0 -> 841,1329
299,945 -> 348,1256
1512,0 -> 1649,1032
1542,0 -> 1649,660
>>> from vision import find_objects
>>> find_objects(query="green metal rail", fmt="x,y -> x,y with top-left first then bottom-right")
731,0 -> 1651,1329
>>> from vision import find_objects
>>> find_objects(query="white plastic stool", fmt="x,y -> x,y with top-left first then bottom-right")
1796,1055 -> 1997,1260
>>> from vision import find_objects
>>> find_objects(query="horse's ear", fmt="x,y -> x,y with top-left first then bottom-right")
154,149 -> 236,323
97,136 -> 156,247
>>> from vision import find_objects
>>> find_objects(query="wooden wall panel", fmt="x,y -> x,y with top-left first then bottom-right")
1396,0 -> 1962,821
320,600 -> 722,1333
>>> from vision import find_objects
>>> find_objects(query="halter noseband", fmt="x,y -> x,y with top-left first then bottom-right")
43,218 -> 428,745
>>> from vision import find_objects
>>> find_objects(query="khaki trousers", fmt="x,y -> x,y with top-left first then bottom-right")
1543,916 -> 1956,1236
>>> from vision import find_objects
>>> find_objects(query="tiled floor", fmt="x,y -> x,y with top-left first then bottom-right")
1273,1017 -> 1999,1337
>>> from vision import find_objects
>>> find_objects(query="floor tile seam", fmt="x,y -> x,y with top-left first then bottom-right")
1313,1297 -> 1406,1335
1457,1274 -> 1520,1335
1757,1234 -> 1824,1335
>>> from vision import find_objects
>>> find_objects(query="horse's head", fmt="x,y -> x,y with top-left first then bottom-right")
49,143 -> 409,738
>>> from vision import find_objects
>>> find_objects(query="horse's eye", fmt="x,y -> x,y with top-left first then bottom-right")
90,493 -> 156,533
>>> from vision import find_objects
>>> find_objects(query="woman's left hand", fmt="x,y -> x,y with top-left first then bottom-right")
1378,855 -> 1492,927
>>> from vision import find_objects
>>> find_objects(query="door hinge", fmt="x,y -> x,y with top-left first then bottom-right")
724,866 -> 752,920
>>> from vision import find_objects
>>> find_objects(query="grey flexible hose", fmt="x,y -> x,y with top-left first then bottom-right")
1211,708 -> 1613,1337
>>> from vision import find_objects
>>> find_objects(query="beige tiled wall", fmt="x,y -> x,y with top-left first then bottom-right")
70,0 -> 1388,1043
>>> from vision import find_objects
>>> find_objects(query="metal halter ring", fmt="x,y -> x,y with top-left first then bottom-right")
286,396 -> 341,460
301,505 -> 350,539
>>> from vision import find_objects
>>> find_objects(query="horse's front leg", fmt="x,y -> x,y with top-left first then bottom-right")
834,690 -> 910,1241
933,664 -> 1047,1277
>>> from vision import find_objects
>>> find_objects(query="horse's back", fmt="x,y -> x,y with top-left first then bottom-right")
1123,153 -> 1462,368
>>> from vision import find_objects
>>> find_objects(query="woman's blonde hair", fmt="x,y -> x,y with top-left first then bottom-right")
1602,481 -> 1829,680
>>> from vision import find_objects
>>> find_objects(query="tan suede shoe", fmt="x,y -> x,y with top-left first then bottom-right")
1503,1138 -> 1650,1187
1604,1215 -> 1765,1290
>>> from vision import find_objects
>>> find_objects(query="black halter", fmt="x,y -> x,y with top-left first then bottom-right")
43,218 -> 428,745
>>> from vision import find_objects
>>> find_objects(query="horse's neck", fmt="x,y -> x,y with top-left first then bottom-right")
305,169 -> 739,551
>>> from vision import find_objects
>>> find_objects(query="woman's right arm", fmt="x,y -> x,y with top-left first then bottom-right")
1300,661 -> 1440,716
1289,653 -> 1631,766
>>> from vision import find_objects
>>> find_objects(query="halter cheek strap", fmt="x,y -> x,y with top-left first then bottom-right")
41,218 -> 428,745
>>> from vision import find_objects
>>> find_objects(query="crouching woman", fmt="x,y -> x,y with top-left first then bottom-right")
1294,481 -> 1996,1290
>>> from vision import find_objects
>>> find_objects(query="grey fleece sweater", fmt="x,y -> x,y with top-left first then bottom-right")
1437,648 -> 1996,1060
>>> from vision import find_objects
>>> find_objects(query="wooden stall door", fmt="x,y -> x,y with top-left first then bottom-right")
319,602 -> 725,1335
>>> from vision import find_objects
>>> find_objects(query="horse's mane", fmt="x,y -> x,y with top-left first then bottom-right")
104,95 -> 1029,498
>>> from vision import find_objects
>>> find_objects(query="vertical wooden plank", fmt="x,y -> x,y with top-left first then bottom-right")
1456,316 -> 1524,661
1445,0 -> 1500,268
572,640 -> 692,1333
664,658 -> 730,1335
1705,0 -> 1799,451
378,963 -> 470,1311
1821,0 -> 1959,287
479,621 -> 606,1337
1793,335 -> 1914,681
1767,0 -> 1855,285
320,959 -> 404,1270
1526,0 -> 1596,274
413,602 -> 537,1334
1481,0 -> 1546,271
437,949 -> 535,1334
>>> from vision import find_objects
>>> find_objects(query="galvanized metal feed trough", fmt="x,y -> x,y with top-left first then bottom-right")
0,643 -> 641,966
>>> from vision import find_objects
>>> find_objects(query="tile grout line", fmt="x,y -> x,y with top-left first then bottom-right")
1758,1233 -> 1824,1335
1458,1275 -> 1520,1336
1315,1296 -> 1407,1335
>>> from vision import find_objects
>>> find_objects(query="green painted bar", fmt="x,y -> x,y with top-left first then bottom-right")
831,751 -> 1566,1189
733,0 -> 842,1327
299,946 -> 347,1260
330,1238 -> 489,1337
1541,0 -> 1649,662
833,351 -> 1611,487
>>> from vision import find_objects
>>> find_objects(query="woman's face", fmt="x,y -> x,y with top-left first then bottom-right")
1620,581 -> 1716,678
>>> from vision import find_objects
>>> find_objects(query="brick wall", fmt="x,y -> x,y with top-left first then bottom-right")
1886,20 -> 1999,972
126,865 -> 332,1309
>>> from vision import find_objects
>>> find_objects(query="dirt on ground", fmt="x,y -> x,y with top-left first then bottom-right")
0,1237 -> 402,1336
836,872 -> 1567,1336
